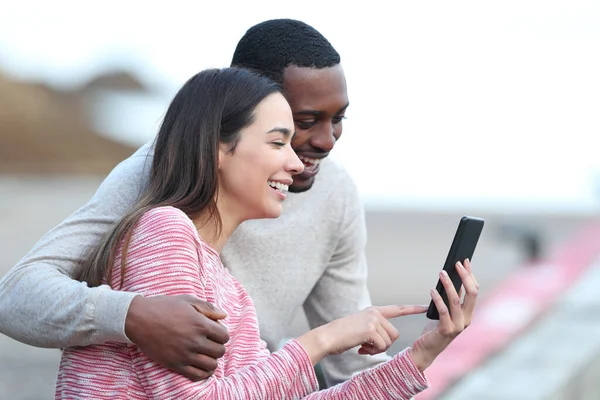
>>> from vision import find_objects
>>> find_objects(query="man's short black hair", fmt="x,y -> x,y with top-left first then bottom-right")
231,19 -> 341,85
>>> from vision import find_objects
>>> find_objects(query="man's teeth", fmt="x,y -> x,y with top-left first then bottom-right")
268,181 -> 289,192
298,155 -> 322,166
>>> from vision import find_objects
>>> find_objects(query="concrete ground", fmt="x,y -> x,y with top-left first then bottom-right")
0,175 -> 595,399
440,257 -> 600,400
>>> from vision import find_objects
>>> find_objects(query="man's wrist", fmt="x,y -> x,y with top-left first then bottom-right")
124,294 -> 146,344
90,287 -> 139,345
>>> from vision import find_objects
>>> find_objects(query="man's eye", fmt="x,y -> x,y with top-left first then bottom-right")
295,121 -> 316,129
332,115 -> 347,124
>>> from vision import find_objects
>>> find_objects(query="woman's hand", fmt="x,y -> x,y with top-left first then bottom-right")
409,259 -> 480,372
297,305 -> 428,365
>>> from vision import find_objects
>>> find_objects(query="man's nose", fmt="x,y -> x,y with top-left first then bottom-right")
310,123 -> 337,152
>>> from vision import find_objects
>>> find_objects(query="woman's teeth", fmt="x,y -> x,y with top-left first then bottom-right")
268,181 -> 289,192
298,155 -> 322,166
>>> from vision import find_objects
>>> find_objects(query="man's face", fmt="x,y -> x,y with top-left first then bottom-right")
282,64 -> 349,193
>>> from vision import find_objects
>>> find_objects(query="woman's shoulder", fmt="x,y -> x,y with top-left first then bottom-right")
141,205 -> 190,220
136,206 -> 199,241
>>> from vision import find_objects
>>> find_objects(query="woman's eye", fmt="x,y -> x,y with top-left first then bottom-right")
271,142 -> 286,147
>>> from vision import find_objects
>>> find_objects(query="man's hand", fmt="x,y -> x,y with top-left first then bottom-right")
125,294 -> 230,381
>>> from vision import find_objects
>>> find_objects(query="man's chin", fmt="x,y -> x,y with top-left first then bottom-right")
289,176 -> 315,193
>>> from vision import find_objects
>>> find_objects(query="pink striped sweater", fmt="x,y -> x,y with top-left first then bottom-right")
55,206 -> 429,399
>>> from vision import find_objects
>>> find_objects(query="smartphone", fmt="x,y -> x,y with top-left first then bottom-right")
426,216 -> 485,320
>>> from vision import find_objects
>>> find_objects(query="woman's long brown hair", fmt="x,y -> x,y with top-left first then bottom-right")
75,68 -> 281,288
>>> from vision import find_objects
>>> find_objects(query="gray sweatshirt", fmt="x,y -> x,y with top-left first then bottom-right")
0,142 -> 390,386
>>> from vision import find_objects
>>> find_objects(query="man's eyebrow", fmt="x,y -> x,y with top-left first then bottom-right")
294,110 -> 321,117
337,102 -> 350,114
266,127 -> 292,137
293,103 -> 350,117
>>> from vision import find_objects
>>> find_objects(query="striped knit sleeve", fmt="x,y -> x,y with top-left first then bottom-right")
118,206 -> 320,399
304,347 -> 429,399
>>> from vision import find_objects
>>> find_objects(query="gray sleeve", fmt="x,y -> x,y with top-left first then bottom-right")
0,144 -> 153,348
302,179 -> 392,387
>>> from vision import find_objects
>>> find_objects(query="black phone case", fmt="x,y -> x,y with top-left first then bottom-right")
426,216 -> 485,320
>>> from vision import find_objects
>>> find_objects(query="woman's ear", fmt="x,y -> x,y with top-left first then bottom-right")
218,142 -> 229,170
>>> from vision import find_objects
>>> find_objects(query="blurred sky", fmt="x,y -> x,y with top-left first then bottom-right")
1,0 -> 599,213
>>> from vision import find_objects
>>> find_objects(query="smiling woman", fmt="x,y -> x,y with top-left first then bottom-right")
217,93 -> 303,221
72,67 -> 302,290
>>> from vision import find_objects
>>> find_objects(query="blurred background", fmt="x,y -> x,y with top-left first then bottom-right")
1,0 -> 600,398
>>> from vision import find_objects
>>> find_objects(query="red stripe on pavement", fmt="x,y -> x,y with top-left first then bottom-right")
415,219 -> 600,400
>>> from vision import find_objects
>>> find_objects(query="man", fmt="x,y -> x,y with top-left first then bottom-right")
0,19 -> 389,387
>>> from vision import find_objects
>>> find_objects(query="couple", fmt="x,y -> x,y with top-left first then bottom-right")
0,19 -> 479,399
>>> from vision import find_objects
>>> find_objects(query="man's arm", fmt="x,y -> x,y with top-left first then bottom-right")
0,145 -> 153,346
0,143 -> 229,380
303,173 -> 391,387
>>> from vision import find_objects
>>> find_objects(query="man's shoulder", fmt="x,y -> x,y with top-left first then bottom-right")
109,142 -> 154,177
317,157 -> 359,197
93,142 -> 153,195
295,158 -> 363,222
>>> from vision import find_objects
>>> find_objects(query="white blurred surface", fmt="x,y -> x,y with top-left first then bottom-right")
1,1 -> 599,213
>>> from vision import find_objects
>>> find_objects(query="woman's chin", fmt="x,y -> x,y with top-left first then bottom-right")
262,203 -> 283,219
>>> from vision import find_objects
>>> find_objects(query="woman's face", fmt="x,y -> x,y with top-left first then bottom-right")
218,92 -> 304,220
